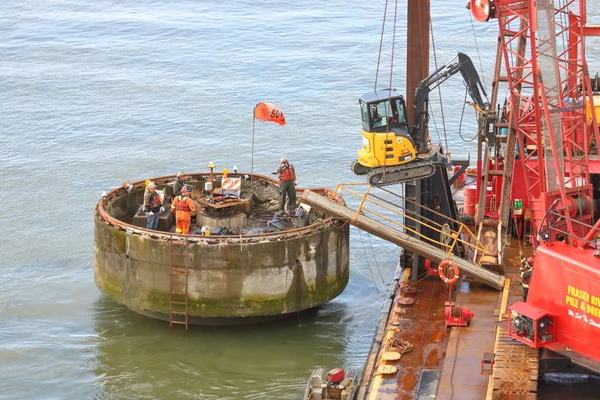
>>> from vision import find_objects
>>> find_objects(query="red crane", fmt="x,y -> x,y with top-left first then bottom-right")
471,0 -> 600,372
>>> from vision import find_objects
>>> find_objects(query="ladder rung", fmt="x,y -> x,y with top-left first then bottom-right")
171,252 -> 187,256
171,262 -> 188,266
171,311 -> 188,316
171,291 -> 187,295
171,282 -> 187,287
171,270 -> 187,275
170,320 -> 188,325
171,301 -> 188,305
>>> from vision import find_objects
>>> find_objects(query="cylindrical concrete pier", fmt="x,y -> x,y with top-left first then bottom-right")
94,173 -> 350,324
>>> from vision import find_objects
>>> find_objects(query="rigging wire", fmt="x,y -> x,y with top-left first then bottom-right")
374,0 -> 389,90
457,87 -> 479,142
429,14 -> 450,154
468,10 -> 488,89
383,0 -> 400,173
357,228 -> 385,295
367,233 -> 386,284
388,0 -> 398,93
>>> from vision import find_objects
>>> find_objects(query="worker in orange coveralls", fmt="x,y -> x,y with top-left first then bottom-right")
170,186 -> 196,234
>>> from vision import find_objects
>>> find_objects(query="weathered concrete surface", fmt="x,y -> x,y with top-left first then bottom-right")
94,174 -> 350,324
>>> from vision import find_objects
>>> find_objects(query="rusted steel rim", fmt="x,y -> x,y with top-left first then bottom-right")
96,172 -> 344,243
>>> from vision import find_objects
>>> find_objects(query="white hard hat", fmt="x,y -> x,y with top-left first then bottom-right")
280,156 -> 288,163
177,171 -> 185,177
148,182 -> 156,189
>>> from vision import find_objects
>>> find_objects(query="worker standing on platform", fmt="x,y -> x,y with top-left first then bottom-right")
271,156 -> 297,216
170,185 -> 196,234
173,171 -> 185,196
144,182 -> 163,230
519,252 -> 534,302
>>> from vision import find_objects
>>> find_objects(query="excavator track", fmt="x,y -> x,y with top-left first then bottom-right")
350,159 -> 370,175
366,159 -> 436,187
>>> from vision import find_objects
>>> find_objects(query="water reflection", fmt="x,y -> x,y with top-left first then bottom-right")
92,296 -> 350,399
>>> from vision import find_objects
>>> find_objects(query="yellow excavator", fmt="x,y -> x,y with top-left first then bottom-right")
351,52 -> 493,186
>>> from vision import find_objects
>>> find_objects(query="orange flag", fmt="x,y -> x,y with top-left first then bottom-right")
254,102 -> 286,125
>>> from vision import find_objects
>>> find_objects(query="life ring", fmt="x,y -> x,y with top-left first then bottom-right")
424,259 -> 438,277
438,259 -> 460,284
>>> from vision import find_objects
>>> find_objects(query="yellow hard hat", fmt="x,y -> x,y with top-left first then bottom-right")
222,168 -> 229,175
207,161 -> 216,168
145,179 -> 151,186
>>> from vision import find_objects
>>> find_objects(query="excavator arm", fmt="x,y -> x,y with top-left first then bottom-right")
411,52 -> 491,152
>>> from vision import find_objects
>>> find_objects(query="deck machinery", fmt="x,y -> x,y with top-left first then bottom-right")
470,0 -> 600,373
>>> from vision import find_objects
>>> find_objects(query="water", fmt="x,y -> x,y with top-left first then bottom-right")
2,1 -> 600,399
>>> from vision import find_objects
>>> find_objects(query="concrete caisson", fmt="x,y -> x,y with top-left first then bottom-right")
94,173 -> 350,324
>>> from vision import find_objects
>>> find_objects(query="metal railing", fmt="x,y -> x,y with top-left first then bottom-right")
334,183 -> 487,265
544,209 -> 600,249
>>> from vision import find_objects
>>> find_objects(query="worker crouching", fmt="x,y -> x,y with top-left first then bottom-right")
170,186 -> 196,234
519,253 -> 534,302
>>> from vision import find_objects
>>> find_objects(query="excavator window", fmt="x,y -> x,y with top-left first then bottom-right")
362,98 -> 407,132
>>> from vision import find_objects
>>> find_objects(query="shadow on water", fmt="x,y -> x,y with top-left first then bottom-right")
91,296 -> 351,399
538,373 -> 600,400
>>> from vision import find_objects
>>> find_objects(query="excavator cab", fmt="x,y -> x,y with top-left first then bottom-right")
352,89 -> 417,176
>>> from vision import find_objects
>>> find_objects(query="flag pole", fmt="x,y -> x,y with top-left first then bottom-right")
251,105 -> 257,192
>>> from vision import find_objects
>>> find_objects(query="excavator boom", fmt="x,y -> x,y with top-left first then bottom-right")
411,52 -> 491,151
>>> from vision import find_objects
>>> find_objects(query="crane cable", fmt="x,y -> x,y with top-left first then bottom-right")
428,8 -> 450,154
374,0 -> 400,175
357,228 -> 386,295
373,0 -> 389,90
468,10 -> 488,89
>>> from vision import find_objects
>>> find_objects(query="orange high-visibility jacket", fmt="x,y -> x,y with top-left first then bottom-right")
278,164 -> 296,182
170,195 -> 196,219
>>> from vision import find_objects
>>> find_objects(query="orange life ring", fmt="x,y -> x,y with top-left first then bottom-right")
438,259 -> 460,284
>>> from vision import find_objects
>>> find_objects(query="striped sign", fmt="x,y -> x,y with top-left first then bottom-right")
221,177 -> 241,197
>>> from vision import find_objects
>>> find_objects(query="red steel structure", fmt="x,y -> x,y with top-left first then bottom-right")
472,0 -> 600,372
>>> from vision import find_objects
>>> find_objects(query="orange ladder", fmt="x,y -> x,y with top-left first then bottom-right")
169,238 -> 189,332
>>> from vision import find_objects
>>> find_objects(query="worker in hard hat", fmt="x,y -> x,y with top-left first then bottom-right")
165,171 -> 186,201
170,185 -> 196,234
519,252 -> 534,302
144,182 -> 163,230
174,171 -> 186,196
271,156 -> 297,216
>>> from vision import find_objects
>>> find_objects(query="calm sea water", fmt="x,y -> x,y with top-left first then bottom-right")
2,1 -> 600,399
